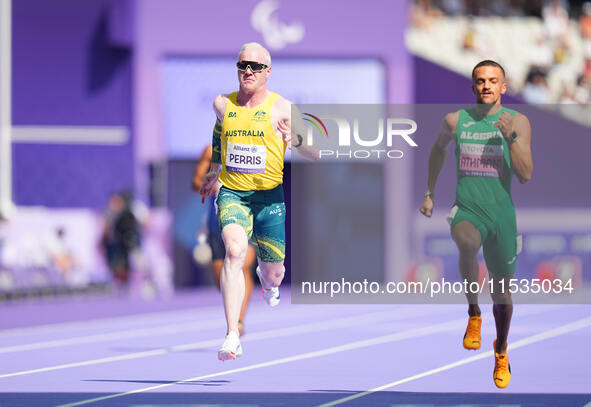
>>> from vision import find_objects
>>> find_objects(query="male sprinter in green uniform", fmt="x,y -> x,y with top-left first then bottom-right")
200,42 -> 316,361
420,60 -> 533,388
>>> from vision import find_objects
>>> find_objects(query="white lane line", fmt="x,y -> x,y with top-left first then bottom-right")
0,304 -> 433,353
0,306 -> 446,379
0,303 -> 337,353
0,306 -> 220,337
317,315 -> 591,407
0,300 -> 362,338
0,304 -> 560,377
54,317 -> 472,407
0,319 -> 223,354
0,300 -> 400,338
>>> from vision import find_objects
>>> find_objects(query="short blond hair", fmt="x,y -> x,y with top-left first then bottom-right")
238,42 -> 271,66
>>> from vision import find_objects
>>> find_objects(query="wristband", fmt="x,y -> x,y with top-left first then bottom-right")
292,134 -> 303,148
507,131 -> 518,145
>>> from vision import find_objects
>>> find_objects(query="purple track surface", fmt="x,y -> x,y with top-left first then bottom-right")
0,287 -> 590,407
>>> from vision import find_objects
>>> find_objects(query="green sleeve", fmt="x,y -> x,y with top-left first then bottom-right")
211,120 -> 222,164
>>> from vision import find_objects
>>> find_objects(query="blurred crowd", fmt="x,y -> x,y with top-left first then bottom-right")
410,0 -> 591,105
0,192 -> 173,301
0,220 -> 89,295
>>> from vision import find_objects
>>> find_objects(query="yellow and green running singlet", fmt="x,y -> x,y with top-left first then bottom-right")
219,92 -> 286,191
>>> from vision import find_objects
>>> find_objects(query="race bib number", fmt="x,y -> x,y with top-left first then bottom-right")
226,142 -> 266,174
459,143 -> 504,178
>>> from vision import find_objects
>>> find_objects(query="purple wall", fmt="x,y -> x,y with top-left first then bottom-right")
12,0 -> 133,208
412,56 -> 591,209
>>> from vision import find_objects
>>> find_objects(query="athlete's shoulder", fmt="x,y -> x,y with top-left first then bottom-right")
213,93 -> 232,106
501,106 -> 519,115
271,93 -> 294,117
502,106 -> 529,122
443,110 -> 461,132
213,94 -> 233,120
273,93 -> 291,108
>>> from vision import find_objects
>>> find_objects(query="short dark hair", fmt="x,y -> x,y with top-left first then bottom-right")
472,60 -> 505,79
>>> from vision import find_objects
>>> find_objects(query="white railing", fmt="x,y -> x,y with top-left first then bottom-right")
0,0 -> 13,218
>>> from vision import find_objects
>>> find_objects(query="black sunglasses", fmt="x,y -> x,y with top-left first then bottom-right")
236,61 -> 268,72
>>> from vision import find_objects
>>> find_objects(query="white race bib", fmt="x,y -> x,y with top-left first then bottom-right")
226,142 -> 266,174
459,143 -> 504,178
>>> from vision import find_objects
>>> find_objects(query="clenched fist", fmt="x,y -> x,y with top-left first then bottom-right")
277,119 -> 292,149
495,111 -> 515,140
420,195 -> 434,218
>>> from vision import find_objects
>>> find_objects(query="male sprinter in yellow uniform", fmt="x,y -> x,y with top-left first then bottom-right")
200,42 -> 316,361
420,60 -> 533,388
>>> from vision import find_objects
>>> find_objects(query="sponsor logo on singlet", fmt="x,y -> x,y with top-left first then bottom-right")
253,110 -> 267,122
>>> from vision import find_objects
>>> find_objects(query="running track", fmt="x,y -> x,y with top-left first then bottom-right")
0,288 -> 590,406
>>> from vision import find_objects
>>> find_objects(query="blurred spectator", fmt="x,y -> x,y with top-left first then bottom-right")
44,227 -> 93,288
584,47 -> 591,71
521,0 -> 544,17
527,36 -> 554,69
522,69 -> 552,102
465,0 -> 486,16
101,192 -> 172,298
489,0 -> 511,16
411,0 -> 444,31
557,86 -> 577,103
440,0 -> 466,16
462,22 -> 478,51
542,0 -> 569,43
45,227 -> 75,276
574,74 -> 591,103
101,192 -> 141,286
580,2 -> 591,39
553,37 -> 571,65
462,20 -> 491,55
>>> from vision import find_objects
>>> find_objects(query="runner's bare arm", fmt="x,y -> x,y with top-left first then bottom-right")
200,97 -> 228,198
207,94 -> 229,176
192,145 -> 213,191
495,112 -> 532,184
420,111 -> 458,217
